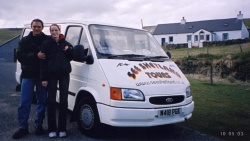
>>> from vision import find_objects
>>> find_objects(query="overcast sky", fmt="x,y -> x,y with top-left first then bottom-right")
0,0 -> 250,29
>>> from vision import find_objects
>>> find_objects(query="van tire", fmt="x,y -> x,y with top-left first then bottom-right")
77,98 -> 101,137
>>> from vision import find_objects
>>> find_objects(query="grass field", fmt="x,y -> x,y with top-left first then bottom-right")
0,28 -> 22,45
169,42 -> 250,59
180,76 -> 250,141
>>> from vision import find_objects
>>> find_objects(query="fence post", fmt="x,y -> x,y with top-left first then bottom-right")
206,44 -> 209,55
239,44 -> 243,53
246,74 -> 248,83
210,64 -> 213,85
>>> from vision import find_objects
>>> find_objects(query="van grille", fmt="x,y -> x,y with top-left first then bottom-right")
149,95 -> 184,105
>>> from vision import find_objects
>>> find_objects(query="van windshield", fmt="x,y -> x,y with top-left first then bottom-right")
89,25 -> 168,60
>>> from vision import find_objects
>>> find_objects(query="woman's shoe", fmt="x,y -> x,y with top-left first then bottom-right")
59,132 -> 67,138
49,132 -> 57,138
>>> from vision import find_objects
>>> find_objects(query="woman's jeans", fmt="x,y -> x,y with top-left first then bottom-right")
18,78 -> 47,129
47,74 -> 69,132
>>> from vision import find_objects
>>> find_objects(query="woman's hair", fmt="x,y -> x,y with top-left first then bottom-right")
50,24 -> 61,31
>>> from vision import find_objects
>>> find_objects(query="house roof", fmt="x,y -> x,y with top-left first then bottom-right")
153,18 -> 243,35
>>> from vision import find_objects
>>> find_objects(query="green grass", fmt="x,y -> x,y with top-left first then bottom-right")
169,43 -> 250,59
0,28 -> 22,45
243,18 -> 250,28
180,77 -> 250,141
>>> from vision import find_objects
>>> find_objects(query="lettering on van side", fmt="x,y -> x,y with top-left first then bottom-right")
135,80 -> 184,86
127,62 -> 181,79
117,63 -> 129,67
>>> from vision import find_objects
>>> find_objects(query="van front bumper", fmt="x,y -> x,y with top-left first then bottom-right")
97,101 -> 194,127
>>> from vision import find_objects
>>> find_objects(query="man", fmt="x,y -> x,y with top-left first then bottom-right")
12,19 -> 49,139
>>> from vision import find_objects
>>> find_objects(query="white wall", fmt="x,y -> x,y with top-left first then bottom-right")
154,35 -> 166,45
214,30 -> 241,41
155,33 -> 196,45
154,29 -> 246,46
242,23 -> 249,38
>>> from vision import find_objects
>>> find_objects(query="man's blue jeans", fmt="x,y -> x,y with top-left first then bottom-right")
18,78 -> 47,129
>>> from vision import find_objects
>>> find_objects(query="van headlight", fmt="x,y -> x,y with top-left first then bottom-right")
110,87 -> 145,101
186,86 -> 192,98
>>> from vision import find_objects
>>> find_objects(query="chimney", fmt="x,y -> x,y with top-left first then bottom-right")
237,11 -> 243,20
181,17 -> 186,24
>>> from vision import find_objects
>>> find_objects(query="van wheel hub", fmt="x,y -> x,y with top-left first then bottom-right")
80,105 -> 94,129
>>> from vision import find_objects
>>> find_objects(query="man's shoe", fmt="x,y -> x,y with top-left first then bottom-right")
12,129 -> 29,139
35,126 -> 44,135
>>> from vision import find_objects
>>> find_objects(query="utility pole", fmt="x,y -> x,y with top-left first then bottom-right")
141,19 -> 144,29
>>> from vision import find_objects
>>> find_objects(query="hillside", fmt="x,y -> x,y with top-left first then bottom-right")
243,18 -> 250,29
0,28 -> 22,45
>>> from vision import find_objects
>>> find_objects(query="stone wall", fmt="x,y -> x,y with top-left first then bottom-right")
174,54 -> 250,82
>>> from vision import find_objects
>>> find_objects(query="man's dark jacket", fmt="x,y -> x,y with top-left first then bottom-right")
16,32 -> 49,79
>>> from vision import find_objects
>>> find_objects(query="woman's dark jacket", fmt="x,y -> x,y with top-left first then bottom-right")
16,32 -> 49,79
40,34 -> 73,81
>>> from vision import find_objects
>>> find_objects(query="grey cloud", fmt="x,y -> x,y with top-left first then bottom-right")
0,0 -> 249,28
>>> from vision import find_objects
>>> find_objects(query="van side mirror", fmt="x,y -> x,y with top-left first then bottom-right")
73,45 -> 85,62
166,51 -> 171,59
85,55 -> 94,64
73,44 -> 94,64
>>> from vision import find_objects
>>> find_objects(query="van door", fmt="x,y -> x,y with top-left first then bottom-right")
65,26 -> 91,110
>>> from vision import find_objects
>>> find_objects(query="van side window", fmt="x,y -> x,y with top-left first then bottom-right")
80,29 -> 89,55
22,28 -> 31,37
80,29 -> 90,55
65,26 -> 82,46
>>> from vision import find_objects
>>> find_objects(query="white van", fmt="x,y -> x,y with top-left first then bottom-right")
16,21 -> 194,136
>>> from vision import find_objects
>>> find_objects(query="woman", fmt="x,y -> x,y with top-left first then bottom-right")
40,24 -> 73,138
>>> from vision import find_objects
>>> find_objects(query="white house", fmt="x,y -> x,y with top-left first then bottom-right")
152,11 -> 249,48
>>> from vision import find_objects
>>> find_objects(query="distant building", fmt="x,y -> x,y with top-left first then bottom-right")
149,11 -> 249,48
142,26 -> 156,34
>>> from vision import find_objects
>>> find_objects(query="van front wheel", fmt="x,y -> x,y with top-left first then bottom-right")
77,98 -> 101,137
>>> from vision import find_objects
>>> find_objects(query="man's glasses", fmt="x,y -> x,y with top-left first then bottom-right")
32,26 -> 42,28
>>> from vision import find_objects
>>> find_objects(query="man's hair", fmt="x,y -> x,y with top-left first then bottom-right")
31,19 -> 44,27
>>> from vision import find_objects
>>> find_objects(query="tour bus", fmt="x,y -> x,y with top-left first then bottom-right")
16,21 -> 194,136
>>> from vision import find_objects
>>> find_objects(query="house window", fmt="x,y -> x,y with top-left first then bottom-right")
206,35 -> 210,41
199,31 -> 204,40
169,36 -> 173,43
223,33 -> 228,41
195,35 -> 198,41
200,35 -> 204,40
161,38 -> 165,46
187,35 -> 192,42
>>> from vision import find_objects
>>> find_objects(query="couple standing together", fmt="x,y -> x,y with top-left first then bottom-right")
12,19 -> 73,139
